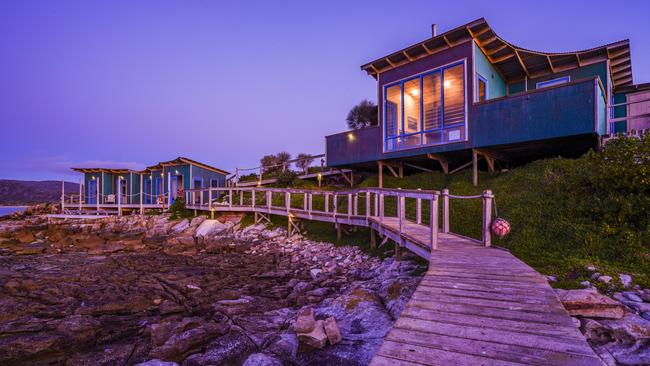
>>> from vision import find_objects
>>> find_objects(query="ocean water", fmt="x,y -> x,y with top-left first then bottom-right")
0,206 -> 27,217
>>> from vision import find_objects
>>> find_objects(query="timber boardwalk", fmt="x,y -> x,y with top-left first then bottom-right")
185,187 -> 603,366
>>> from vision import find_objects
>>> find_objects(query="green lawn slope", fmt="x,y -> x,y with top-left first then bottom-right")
357,136 -> 650,289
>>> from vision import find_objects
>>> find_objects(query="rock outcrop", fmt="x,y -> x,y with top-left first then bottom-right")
0,214 -> 425,365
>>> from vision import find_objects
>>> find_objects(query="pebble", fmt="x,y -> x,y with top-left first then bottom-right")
623,292 -> 643,303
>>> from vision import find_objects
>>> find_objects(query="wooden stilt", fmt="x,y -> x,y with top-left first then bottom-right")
395,241 -> 402,260
378,161 -> 383,188
472,149 -> 478,187
336,223 -> 341,242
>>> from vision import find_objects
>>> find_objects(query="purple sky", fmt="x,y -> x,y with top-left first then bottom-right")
2,0 -> 649,181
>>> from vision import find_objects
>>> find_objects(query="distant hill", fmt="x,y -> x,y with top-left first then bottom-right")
0,180 -> 80,205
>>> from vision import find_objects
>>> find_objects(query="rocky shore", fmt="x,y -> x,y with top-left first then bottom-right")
0,214 -> 425,365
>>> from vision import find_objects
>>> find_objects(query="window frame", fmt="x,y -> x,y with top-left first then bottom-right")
382,59 -> 467,153
476,73 -> 488,102
536,76 -> 570,89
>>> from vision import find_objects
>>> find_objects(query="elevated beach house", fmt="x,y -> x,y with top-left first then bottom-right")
325,18 -> 648,186
64,157 -> 228,214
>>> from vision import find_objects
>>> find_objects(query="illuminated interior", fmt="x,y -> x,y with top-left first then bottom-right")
384,62 -> 465,151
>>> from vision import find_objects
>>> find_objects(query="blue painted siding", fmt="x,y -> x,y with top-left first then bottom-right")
473,42 -> 506,101
326,78 -> 601,166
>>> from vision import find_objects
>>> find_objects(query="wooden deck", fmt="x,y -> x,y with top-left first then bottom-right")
183,187 -> 602,366
371,229 -> 603,366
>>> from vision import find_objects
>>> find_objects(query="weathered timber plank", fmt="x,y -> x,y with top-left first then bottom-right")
400,307 -> 586,339
386,328 -> 604,366
417,285 -> 557,305
369,355 -> 422,366
406,299 -> 576,326
393,317 -> 596,355
409,292 -> 568,314
375,340 -> 530,366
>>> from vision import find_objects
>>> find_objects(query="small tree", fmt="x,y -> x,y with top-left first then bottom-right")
276,151 -> 292,171
295,153 -> 314,174
347,99 -> 378,130
260,154 -> 279,174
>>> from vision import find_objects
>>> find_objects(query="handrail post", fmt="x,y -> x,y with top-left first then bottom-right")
398,195 -> 404,234
78,178 -> 83,211
61,180 -> 65,213
251,189 -> 255,208
239,189 -> 243,206
266,191 -> 271,213
209,188 -> 213,211
374,192 -> 378,217
96,181 -> 99,213
353,193 -> 358,216
347,193 -> 352,218
303,193 -> 308,211
416,188 -> 422,224
365,191 -> 370,218
482,190 -> 493,247
430,194 -> 439,251
200,188 -> 204,207
139,174 -> 143,215
229,189 -> 233,208
379,193 -> 384,224
308,193 -> 312,218
333,194 -> 337,217
442,189 -> 449,233
117,176 -> 122,216
285,191 -> 291,213
325,193 -> 329,213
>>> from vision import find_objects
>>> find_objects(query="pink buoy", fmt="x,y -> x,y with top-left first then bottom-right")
491,217 -> 510,238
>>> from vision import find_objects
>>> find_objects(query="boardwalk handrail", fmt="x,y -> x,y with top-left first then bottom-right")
440,189 -> 494,247
183,186 -> 494,258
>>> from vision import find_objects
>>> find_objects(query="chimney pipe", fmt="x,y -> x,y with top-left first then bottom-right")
431,24 -> 437,37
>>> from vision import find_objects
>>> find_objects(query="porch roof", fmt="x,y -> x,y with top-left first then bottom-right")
146,157 -> 230,175
71,168 -> 141,174
361,18 -> 633,90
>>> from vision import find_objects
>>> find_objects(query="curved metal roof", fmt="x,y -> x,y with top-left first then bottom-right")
361,18 -> 633,90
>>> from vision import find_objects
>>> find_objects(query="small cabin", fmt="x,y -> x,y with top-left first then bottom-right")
68,157 -> 228,213
325,18 -> 645,185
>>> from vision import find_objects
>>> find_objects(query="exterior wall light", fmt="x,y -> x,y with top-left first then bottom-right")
348,133 -> 355,142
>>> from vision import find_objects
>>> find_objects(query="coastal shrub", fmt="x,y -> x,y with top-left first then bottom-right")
169,197 -> 192,219
275,171 -> 298,187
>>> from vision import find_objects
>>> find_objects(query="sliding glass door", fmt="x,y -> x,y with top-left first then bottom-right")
383,61 -> 466,152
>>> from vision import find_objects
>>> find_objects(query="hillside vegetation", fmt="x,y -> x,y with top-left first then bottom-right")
356,136 -> 650,288
0,180 -> 79,205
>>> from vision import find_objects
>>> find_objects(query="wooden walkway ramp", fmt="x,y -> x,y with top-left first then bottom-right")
371,232 -> 603,366
184,187 -> 603,366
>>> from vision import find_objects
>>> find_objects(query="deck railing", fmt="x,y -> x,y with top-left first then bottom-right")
185,187 -> 495,251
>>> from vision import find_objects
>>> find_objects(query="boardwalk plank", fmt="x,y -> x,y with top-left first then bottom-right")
386,328 -> 603,366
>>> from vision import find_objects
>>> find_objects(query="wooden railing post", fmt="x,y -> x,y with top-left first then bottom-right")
79,179 -> 83,211
379,193 -> 384,223
347,193 -> 352,218
209,188 -> 213,210
117,176 -> 122,216
430,195 -> 439,251
482,190 -> 493,247
96,182 -> 100,213
229,189 -> 233,208
353,193 -> 358,216
266,191 -> 271,212
374,192 -> 378,217
308,193 -> 313,218
325,193 -> 330,213
442,189 -> 449,233
365,191 -> 370,218
303,193 -> 308,211
398,195 -> 404,234
333,194 -> 337,217
139,174 -> 143,215
61,180 -> 65,213
416,188 -> 422,224
251,189 -> 255,208
240,189 -> 244,206
285,192 -> 291,213
200,188 -> 204,207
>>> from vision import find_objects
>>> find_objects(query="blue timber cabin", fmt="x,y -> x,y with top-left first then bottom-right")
325,18 -> 643,186
68,157 -> 229,214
